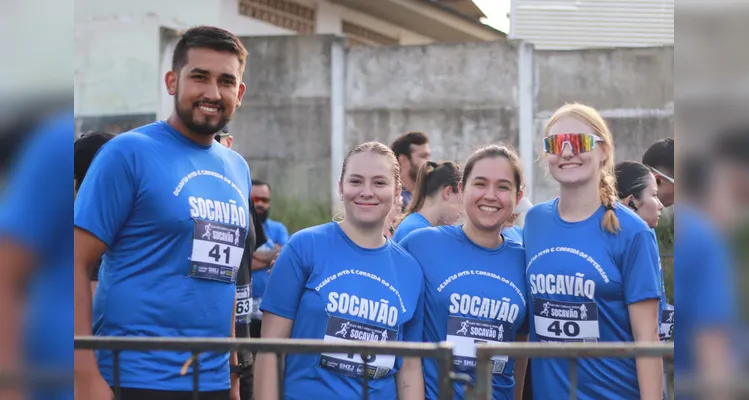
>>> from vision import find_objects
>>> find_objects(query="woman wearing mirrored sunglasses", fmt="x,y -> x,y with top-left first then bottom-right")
523,103 -> 663,400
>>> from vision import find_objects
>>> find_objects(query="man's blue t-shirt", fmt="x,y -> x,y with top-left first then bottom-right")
501,225 -> 523,245
0,112 -> 74,400
251,218 -> 290,303
74,121 -> 252,391
649,229 -> 674,343
673,205 -> 735,376
392,212 -> 430,243
400,225 -> 528,400
260,222 -> 424,400
523,199 -> 661,400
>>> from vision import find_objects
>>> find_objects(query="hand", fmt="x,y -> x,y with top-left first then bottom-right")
230,373 -> 241,400
267,253 -> 279,275
74,371 -> 113,400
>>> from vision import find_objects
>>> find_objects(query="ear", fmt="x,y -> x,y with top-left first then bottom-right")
397,154 -> 409,168
441,185 -> 453,201
515,189 -> 524,205
394,181 -> 402,199
236,82 -> 246,108
165,70 -> 178,96
225,136 -> 234,149
623,194 -> 636,209
458,181 -> 465,194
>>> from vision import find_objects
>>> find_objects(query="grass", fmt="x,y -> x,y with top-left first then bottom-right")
271,197 -> 332,234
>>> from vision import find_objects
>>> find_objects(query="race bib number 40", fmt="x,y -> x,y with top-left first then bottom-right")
446,316 -> 511,374
534,299 -> 599,343
319,316 -> 397,380
190,219 -> 246,283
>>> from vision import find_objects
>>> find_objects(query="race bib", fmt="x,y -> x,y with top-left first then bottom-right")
446,316 -> 511,374
534,299 -> 599,343
319,316 -> 397,379
235,285 -> 251,324
659,307 -> 674,342
189,219 -> 246,283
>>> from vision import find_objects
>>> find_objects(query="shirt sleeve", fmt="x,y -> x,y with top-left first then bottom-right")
402,277 -> 425,342
0,113 -> 74,257
621,230 -> 661,305
277,223 -> 290,246
259,238 -> 310,320
73,138 -> 138,248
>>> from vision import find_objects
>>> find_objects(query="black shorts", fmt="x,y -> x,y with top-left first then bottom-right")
111,387 -> 229,400
250,319 -> 262,338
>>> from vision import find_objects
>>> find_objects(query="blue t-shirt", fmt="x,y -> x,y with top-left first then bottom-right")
392,212 -> 430,243
260,222 -> 424,400
0,112 -> 74,400
400,226 -> 528,400
523,198 -> 661,400
673,205 -> 735,377
650,229 -> 674,343
74,121 -> 252,391
501,225 -> 523,245
251,218 -> 290,301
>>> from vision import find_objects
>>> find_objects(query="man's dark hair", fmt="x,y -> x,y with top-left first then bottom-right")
390,132 -> 429,160
642,137 -> 674,174
172,26 -> 248,73
251,179 -> 271,192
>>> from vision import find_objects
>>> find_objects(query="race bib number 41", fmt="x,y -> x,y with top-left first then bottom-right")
534,299 -> 599,343
190,219 -> 246,283
446,316 -> 511,374
319,316 -> 397,380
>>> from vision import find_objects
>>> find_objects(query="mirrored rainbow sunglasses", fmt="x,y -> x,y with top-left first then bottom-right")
543,133 -> 604,155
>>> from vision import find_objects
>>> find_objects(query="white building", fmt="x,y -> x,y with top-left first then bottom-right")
509,0 -> 673,50
75,0 -> 504,128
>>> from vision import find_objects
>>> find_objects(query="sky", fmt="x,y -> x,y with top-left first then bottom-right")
472,0 -> 511,34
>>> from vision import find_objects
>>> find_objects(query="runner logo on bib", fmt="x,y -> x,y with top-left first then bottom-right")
320,316 -> 397,379
447,316 -> 512,374
235,285 -> 251,324
534,299 -> 599,343
189,218 -> 246,283
659,307 -> 674,342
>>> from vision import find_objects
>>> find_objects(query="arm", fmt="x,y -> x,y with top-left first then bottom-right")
251,245 -> 282,270
513,333 -> 529,400
74,229 -> 109,377
396,357 -> 424,400
253,313 -> 294,400
0,240 -> 34,400
696,329 -> 733,400
628,299 -> 662,400
230,293 -> 240,399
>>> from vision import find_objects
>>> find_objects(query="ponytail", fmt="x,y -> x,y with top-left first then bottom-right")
394,161 -> 461,229
600,168 -> 621,233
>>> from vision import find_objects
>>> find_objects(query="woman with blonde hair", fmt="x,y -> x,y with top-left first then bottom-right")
523,103 -> 663,399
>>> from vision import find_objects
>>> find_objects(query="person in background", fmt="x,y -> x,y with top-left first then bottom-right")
501,197 -> 533,245
254,142 -> 425,400
614,160 -> 671,399
642,137 -> 675,208
0,111 -> 73,400
248,179 -> 289,338
215,125 -> 233,148
391,160 -> 463,243
214,130 -> 268,400
390,131 -> 431,211
675,124 -> 746,400
399,144 -> 529,400
74,131 -> 115,298
524,103 -> 662,400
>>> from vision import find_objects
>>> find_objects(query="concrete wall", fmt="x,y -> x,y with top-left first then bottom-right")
532,46 -> 674,201
228,35 -> 342,211
345,41 -> 520,165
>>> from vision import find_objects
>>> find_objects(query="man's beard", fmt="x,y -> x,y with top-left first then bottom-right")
174,87 -> 231,135
257,208 -> 270,223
